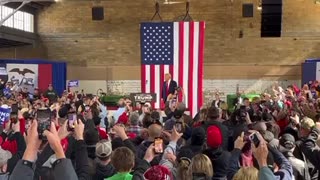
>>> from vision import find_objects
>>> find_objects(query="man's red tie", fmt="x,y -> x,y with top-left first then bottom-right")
166,82 -> 169,95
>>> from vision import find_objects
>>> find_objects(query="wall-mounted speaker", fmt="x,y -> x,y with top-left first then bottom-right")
92,6 -> 104,21
243,3 -> 254,18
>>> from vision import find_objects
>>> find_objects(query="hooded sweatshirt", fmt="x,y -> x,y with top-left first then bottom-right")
93,162 -> 116,180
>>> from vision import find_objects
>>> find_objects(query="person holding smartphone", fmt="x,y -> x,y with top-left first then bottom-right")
158,126 -> 183,179
136,123 -> 163,165
138,103 -> 151,125
10,121 -> 78,180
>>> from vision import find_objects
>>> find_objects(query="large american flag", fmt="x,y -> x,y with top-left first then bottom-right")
140,21 -> 205,118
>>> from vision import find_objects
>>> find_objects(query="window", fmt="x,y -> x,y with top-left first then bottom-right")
0,5 -> 34,33
2,6 -> 13,28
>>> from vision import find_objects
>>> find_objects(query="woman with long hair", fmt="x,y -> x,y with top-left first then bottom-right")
189,154 -> 214,180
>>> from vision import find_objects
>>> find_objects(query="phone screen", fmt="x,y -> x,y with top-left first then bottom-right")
175,122 -> 182,133
154,137 -> 163,154
250,133 -> 260,147
170,99 -> 176,108
85,106 -> 90,111
37,109 -> 51,139
172,99 -> 177,105
11,104 -> 18,114
68,113 -> 76,130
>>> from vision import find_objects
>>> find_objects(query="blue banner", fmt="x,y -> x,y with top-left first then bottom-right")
0,107 -> 11,125
68,80 -> 79,87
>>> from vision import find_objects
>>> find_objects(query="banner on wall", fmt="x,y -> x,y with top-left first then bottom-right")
68,80 -> 79,87
6,64 -> 38,93
302,61 -> 320,85
0,59 -> 66,96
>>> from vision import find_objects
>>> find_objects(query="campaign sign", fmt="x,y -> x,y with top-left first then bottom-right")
130,93 -> 156,103
68,80 -> 79,87
0,107 -> 11,125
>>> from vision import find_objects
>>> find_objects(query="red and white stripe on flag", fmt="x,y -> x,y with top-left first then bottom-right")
141,21 -> 205,118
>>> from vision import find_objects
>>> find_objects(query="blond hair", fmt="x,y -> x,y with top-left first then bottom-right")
189,154 -> 213,179
301,117 -> 315,130
233,167 -> 258,180
177,159 -> 191,180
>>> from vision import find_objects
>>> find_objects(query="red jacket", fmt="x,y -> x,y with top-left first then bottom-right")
117,112 -> 129,125
3,118 -> 26,136
277,119 -> 289,133
97,127 -> 108,140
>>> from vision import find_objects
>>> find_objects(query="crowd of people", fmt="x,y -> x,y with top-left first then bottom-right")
1,80 -> 320,180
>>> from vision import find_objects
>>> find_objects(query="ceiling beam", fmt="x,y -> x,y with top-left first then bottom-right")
0,26 -> 37,44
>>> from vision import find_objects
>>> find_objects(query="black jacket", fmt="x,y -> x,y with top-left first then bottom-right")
75,140 -> 91,180
294,139 -> 317,180
211,100 -> 224,108
203,147 -> 231,179
301,128 -> 320,180
180,145 -> 203,157
223,120 -> 248,151
136,140 -> 162,166
132,159 -> 151,180
34,144 -> 55,180
93,162 -> 116,180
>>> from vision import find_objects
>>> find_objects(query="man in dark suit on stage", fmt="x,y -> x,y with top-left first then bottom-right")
211,93 -> 224,108
162,73 -> 177,103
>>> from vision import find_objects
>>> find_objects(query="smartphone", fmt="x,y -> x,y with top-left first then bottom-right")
67,113 -> 77,131
171,99 -> 177,107
11,104 -> 18,114
250,133 -> 260,147
154,137 -> 164,154
10,113 -> 18,129
85,105 -> 90,111
36,108 -> 51,140
175,122 -> 183,133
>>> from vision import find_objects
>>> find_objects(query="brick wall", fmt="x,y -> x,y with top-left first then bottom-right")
1,0 -> 320,81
